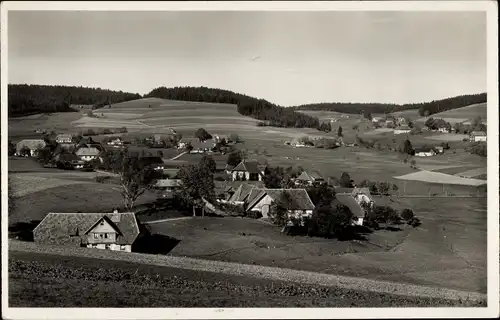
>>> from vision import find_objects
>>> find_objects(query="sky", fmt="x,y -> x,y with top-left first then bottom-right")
8,10 -> 487,106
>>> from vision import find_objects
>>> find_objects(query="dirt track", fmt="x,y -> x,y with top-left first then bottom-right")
8,240 -> 486,302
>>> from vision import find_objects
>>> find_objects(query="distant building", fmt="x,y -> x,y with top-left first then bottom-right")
295,170 -> 326,186
434,146 -> 444,154
371,117 -> 382,123
414,148 -> 437,157
469,131 -> 487,142
76,147 -> 101,162
231,160 -> 266,181
107,137 -> 124,147
245,188 -> 315,225
15,139 -> 47,157
334,187 -> 374,226
55,134 -> 73,144
33,212 -> 141,252
393,126 -> 411,135
437,127 -> 450,133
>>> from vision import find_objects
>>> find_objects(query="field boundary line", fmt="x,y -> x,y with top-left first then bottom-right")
144,217 -> 193,224
8,240 -> 486,302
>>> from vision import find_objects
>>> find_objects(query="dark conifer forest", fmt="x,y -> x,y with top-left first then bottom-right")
8,84 -> 142,117
293,93 -> 487,116
146,86 -> 321,129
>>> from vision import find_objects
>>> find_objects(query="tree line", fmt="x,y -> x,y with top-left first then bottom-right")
8,84 -> 142,117
146,86 -> 321,130
293,93 -> 487,117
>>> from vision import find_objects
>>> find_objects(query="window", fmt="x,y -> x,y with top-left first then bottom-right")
93,233 -> 99,239
92,244 -> 98,248
104,233 -> 108,239
105,244 -> 111,250
120,245 -> 126,251
100,234 -> 104,238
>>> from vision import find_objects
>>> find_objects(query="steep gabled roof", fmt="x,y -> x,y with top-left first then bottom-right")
155,179 -> 182,188
471,131 -> 486,136
33,212 -> 140,245
246,188 -> 315,211
296,170 -> 324,182
56,134 -> 73,141
76,147 -> 101,156
232,160 -> 262,174
228,183 -> 258,203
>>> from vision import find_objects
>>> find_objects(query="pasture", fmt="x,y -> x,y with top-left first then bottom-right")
395,171 -> 487,186
148,194 -> 486,293
415,103 -> 487,125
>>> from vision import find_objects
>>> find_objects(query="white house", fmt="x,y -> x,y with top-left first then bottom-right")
393,126 -> 411,135
414,147 -> 437,157
245,188 -> 315,225
438,127 -> 450,133
33,211 -> 141,252
469,131 -> 487,142
55,134 -> 73,144
76,147 -> 101,162
107,137 -> 124,147
371,117 -> 382,123
231,160 -> 266,181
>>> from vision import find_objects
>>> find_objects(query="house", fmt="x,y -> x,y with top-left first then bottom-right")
33,211 -> 141,252
434,146 -> 444,154
55,133 -> 73,144
53,153 -> 87,169
226,183 -> 262,205
154,179 -> 182,199
178,138 -> 216,153
393,126 -> 411,135
437,126 -> 450,133
76,147 -> 101,162
213,134 -> 228,144
231,160 -> 266,181
469,131 -> 487,142
295,170 -> 326,186
107,137 -> 124,147
414,147 -> 437,157
385,119 -> 395,126
15,139 -> 47,157
335,187 -> 373,206
371,117 -> 382,123
245,188 -> 315,224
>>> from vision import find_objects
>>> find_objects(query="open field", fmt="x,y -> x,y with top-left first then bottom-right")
415,103 -> 487,125
9,250 -> 483,307
426,134 -> 470,141
145,194 -> 486,294
395,171 -> 487,186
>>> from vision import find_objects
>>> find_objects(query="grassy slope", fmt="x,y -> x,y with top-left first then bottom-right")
415,102 -> 487,124
8,251 -> 483,307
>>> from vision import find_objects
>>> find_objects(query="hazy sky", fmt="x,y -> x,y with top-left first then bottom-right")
8,11 -> 486,106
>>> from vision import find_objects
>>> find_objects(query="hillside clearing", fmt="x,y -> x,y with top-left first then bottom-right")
395,171 -> 487,186
426,134 -> 470,141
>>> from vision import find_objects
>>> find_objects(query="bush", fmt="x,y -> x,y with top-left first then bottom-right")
408,217 -> 421,227
401,209 -> 415,221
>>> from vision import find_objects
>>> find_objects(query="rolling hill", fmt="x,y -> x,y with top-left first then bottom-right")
414,102 -> 487,124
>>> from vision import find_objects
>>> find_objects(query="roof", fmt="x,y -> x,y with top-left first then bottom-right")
56,134 -> 73,141
335,194 -> 365,217
180,137 -> 215,150
334,187 -> 371,197
76,147 -> 101,156
228,183 -> 259,203
296,170 -> 324,182
471,131 -> 486,136
33,212 -> 140,246
246,188 -> 315,211
155,179 -> 182,188
16,139 -> 46,151
232,160 -> 262,174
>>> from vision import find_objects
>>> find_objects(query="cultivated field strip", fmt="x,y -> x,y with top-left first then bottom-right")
9,240 -> 486,302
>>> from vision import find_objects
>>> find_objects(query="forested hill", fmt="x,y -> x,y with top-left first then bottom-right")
8,84 -> 142,117
146,86 -> 320,129
293,93 -> 487,116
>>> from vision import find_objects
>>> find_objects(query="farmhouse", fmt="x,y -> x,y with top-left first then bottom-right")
107,137 -> 124,147
335,187 -> 373,205
154,179 -> 182,199
55,133 -> 73,144
393,126 -> 411,135
76,147 -> 101,162
245,188 -> 315,224
371,117 -> 382,123
231,160 -> 266,181
33,211 -> 141,252
225,182 -> 264,205
178,138 -> 216,153
15,139 -> 47,157
295,170 -> 326,186
53,153 -> 87,169
414,147 -> 437,157
437,126 -> 450,133
469,131 -> 487,142
335,193 -> 367,226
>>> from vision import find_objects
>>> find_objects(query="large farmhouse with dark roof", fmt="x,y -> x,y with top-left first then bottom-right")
33,212 -> 141,252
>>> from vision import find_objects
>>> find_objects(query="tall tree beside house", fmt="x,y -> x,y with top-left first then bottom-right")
400,138 -> 414,155
117,154 -> 157,211
337,126 -> 343,138
227,151 -> 243,167
199,155 -> 217,174
194,128 -> 212,142
306,184 -> 336,206
36,147 -> 53,164
307,200 -> 353,238
339,172 -> 354,188
176,163 -> 215,217
269,201 -> 288,227
364,110 -> 373,120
